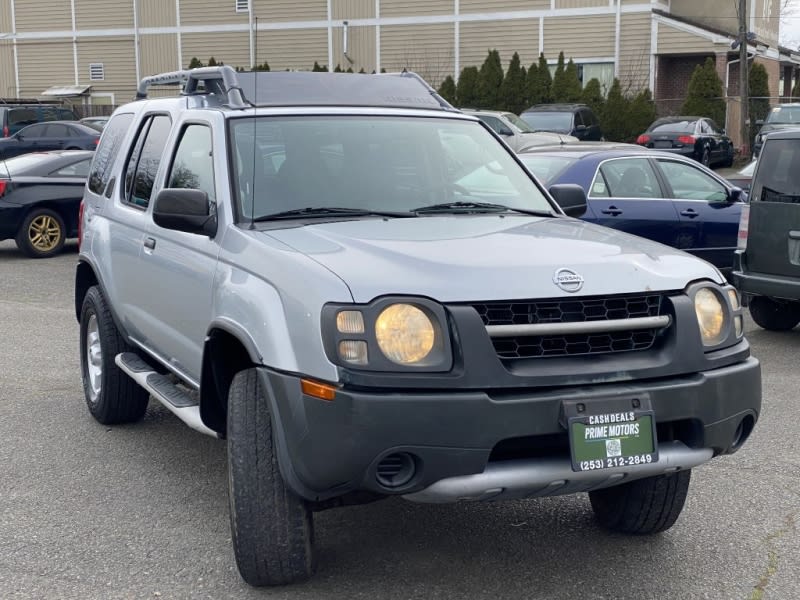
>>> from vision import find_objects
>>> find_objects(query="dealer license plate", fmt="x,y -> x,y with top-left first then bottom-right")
569,409 -> 658,472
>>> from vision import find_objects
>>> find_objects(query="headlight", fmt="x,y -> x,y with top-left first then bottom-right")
324,298 -> 452,372
694,287 -> 725,346
375,304 -> 435,364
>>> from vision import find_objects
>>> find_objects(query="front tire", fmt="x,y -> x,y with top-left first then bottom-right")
748,296 -> 800,331
589,470 -> 691,534
700,148 -> 711,167
79,286 -> 149,424
16,208 -> 66,258
227,368 -> 315,586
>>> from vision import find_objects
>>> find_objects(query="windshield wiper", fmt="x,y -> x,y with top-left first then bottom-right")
252,206 -> 414,222
412,201 -> 552,216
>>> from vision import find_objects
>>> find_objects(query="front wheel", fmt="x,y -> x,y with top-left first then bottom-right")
16,208 -> 66,258
748,296 -> 800,331
700,148 -> 711,167
589,470 -> 691,534
227,368 -> 315,586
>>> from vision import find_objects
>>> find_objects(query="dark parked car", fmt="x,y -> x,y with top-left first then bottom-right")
636,117 -> 734,168
518,147 -> 746,273
0,150 -> 92,257
734,130 -> 800,330
0,121 -> 99,160
519,103 -> 603,141
753,103 -> 800,157
0,104 -> 77,138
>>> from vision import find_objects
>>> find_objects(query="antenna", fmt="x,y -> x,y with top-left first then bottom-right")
249,16 -> 258,230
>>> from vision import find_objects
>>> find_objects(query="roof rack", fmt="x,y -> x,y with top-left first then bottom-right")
135,65 -> 248,109
135,66 -> 455,112
0,97 -> 62,105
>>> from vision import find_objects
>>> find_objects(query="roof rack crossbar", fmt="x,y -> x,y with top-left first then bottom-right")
392,70 -> 458,112
135,66 -> 248,109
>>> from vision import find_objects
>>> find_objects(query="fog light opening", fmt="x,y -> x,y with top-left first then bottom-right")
375,452 -> 417,488
730,415 -> 755,451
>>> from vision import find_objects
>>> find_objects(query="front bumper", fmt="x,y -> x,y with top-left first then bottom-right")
260,356 -> 761,503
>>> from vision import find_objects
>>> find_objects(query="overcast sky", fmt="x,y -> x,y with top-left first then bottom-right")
783,0 -> 800,48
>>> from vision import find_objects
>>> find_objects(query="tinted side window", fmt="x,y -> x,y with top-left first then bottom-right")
574,111 -> 584,127
88,112 -> 134,195
599,158 -> 662,198
45,123 -> 70,137
127,115 -> 172,208
168,125 -> 215,201
53,158 -> 92,177
9,108 -> 36,127
22,124 -> 47,138
58,109 -> 77,121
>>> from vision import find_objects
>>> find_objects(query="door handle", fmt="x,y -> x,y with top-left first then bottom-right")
601,206 -> 622,216
680,209 -> 699,218
144,237 -> 156,250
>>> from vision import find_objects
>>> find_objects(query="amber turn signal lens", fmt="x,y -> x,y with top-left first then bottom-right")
301,379 -> 337,401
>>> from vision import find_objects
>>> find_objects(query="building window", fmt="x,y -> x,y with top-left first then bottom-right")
548,62 -> 614,95
89,63 -> 105,81
236,0 -> 249,12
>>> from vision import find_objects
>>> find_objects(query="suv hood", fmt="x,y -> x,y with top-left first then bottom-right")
518,132 -> 579,148
266,216 -> 722,303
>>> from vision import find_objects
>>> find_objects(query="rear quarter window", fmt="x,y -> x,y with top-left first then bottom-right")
88,113 -> 135,195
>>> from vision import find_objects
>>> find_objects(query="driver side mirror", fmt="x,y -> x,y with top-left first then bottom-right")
575,124 -> 587,132
728,186 -> 743,203
15,133 -> 24,141
498,127 -> 513,136
549,183 -> 587,217
153,188 -> 217,237
756,119 -> 764,126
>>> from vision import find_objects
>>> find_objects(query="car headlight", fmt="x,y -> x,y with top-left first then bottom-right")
694,288 -> 725,346
375,304 -> 435,364
323,298 -> 452,372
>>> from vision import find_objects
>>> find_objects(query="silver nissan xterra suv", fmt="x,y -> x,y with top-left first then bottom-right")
75,67 -> 761,587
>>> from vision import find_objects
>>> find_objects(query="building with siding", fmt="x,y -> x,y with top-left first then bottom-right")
0,0 -> 798,142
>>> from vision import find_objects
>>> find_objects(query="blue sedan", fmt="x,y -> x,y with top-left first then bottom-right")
517,147 -> 746,274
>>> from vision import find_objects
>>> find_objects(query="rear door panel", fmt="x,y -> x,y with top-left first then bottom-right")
746,139 -> 800,278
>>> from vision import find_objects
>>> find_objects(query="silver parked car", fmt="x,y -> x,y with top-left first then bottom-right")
76,67 -> 760,587
460,108 -> 578,151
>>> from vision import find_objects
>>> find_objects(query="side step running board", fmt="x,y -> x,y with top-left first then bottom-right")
115,352 -> 219,438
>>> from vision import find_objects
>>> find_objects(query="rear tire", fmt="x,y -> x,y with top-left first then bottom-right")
748,296 -> 800,331
15,208 -> 65,258
227,368 -> 315,586
589,470 -> 691,534
79,286 -> 149,424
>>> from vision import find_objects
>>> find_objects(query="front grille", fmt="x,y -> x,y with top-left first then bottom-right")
472,293 -> 669,359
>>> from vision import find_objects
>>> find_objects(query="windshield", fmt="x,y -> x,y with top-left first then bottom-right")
648,120 -> 697,133
0,152 -> 52,176
519,112 -> 573,132
517,155 -> 577,185
765,106 -> 800,125
751,139 -> 800,202
503,113 -> 535,133
230,116 -> 554,220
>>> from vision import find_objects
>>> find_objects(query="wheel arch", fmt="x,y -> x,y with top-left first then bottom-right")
200,322 -> 262,435
75,259 -> 99,322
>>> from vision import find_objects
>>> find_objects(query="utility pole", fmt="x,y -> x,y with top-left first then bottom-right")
739,0 -> 749,157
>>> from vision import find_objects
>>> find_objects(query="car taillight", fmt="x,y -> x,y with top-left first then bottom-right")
737,204 -> 750,251
78,200 -> 84,250
677,135 -> 696,145
0,180 -> 6,197
2,125 -> 8,138
93,138 -> 100,145
636,134 -> 650,145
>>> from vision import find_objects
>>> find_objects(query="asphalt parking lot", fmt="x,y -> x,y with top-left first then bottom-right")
1,239 -> 798,600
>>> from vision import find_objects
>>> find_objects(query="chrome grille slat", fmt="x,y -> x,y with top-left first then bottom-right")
471,293 -> 670,359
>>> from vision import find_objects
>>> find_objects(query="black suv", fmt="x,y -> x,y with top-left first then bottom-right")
519,103 -> 603,141
734,129 -> 800,330
0,102 -> 77,138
